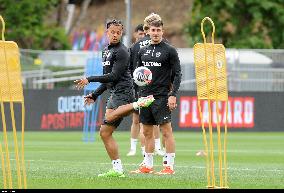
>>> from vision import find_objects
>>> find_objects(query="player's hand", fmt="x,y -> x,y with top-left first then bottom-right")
74,78 -> 89,90
84,93 -> 96,106
168,96 -> 177,111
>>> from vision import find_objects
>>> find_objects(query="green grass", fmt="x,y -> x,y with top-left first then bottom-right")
1,131 -> 284,189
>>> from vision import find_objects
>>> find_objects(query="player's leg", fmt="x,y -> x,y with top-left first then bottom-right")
143,123 -> 155,165
157,122 -> 176,175
98,108 -> 125,177
130,104 -> 156,174
162,133 -> 166,151
153,125 -> 165,156
138,124 -> 149,167
151,96 -> 175,175
131,124 -> 155,174
98,92 -> 137,178
105,103 -> 134,123
127,112 -> 140,156
104,95 -> 155,123
139,124 -> 146,156
99,114 -> 120,161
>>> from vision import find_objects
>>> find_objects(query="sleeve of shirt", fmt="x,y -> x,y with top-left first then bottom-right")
129,46 -> 134,77
168,47 -> 182,97
87,48 -> 130,83
91,83 -> 107,98
137,48 -> 143,68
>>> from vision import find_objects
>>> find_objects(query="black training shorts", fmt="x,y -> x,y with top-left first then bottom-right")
103,92 -> 135,127
139,96 -> 171,125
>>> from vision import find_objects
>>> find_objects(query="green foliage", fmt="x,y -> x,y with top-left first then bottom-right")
0,0 -> 71,50
185,0 -> 284,48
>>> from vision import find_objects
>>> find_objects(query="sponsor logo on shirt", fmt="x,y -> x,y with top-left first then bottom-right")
142,61 -> 161,66
156,52 -> 161,58
103,51 -> 111,58
144,50 -> 151,56
139,39 -> 151,48
102,61 -> 111,66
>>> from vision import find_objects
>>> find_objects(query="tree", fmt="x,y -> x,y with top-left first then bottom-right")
0,0 -> 71,50
185,0 -> 284,48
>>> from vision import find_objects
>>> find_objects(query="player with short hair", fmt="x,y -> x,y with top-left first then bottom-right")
133,24 -> 145,42
127,13 -> 165,158
130,19 -> 182,175
75,19 -> 143,178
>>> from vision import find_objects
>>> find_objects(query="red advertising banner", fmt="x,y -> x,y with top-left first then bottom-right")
179,96 -> 254,128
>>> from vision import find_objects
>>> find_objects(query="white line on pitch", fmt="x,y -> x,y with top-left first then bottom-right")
19,159 -> 284,172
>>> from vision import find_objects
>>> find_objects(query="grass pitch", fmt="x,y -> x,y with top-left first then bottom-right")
1,131 -> 284,189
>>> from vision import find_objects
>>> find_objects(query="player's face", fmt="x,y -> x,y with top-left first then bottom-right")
106,24 -> 123,44
149,26 -> 163,44
135,30 -> 145,41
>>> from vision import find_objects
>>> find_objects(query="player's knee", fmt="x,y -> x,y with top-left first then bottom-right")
132,118 -> 140,125
132,113 -> 139,124
162,130 -> 173,139
143,129 -> 153,138
104,114 -> 113,123
99,128 -> 111,139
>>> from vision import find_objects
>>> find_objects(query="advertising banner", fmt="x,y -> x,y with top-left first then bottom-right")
1,90 -> 283,132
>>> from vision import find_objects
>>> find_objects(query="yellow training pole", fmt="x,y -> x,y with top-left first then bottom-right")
1,24 -> 22,190
202,17 -> 224,187
197,99 -> 211,187
21,101 -> 27,189
0,15 -> 27,189
223,100 -> 229,188
0,15 -> 13,189
0,142 -> 7,188
0,16 -> 6,189
194,16 -> 229,189
201,17 -> 215,188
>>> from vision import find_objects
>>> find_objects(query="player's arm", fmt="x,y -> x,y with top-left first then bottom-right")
87,48 -> 129,83
168,47 -> 182,97
84,83 -> 107,106
136,48 -> 144,68
168,47 -> 182,111
75,49 -> 129,89
129,46 -> 135,77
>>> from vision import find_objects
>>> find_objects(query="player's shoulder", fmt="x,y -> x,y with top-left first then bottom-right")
162,40 -> 175,49
138,43 -> 151,54
117,42 -> 129,53
136,36 -> 151,49
162,41 -> 178,53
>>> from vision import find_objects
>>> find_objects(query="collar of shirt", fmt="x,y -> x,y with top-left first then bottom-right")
150,40 -> 164,47
108,42 -> 121,48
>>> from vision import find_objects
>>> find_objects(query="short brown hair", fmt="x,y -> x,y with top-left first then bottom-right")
143,13 -> 162,31
149,20 -> 163,28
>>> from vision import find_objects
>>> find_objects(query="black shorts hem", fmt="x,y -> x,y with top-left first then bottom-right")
156,119 -> 171,125
140,121 -> 156,125
102,119 -> 122,128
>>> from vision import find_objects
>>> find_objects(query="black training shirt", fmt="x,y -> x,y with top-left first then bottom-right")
87,42 -> 133,98
137,41 -> 182,97
129,35 -> 152,77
